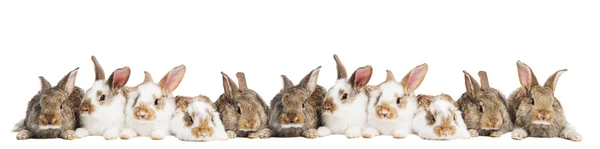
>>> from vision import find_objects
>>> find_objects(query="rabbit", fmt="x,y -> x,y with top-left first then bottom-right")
268,66 -> 326,138
317,55 -> 372,138
215,72 -> 271,139
120,65 -> 186,140
413,94 -> 470,140
508,61 -> 582,142
362,64 -> 428,139
457,71 -> 512,138
75,56 -> 131,140
14,68 -> 84,140
170,95 -> 228,141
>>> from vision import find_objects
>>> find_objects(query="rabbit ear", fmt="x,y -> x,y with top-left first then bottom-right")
544,69 -> 568,92
463,71 -> 480,96
221,72 -> 238,98
91,56 -> 106,81
143,71 -> 154,83
57,68 -> 79,95
517,61 -> 539,91
281,75 -> 294,90
107,67 -> 131,92
159,65 -> 186,95
478,71 -> 490,90
298,66 -> 322,94
236,72 -> 248,92
400,63 -> 428,93
39,76 -> 52,92
333,54 -> 347,79
417,94 -> 434,108
349,65 -> 373,88
385,70 -> 395,82
175,96 -> 193,110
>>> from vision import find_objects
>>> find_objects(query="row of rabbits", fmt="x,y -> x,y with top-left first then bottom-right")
12,55 -> 581,142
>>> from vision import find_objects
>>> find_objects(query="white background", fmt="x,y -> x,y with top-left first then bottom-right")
0,0 -> 598,148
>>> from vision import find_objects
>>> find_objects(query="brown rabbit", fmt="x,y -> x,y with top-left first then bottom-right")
14,68 -> 83,140
508,61 -> 581,141
457,71 -> 512,138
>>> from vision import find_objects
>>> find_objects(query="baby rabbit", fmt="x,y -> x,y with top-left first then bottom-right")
215,72 -> 271,139
120,65 -> 186,140
317,55 -> 372,138
413,94 -> 470,140
457,71 -> 512,138
14,68 -> 83,140
362,64 -> 428,139
170,95 -> 228,141
269,66 -> 326,138
509,61 -> 582,141
76,56 -> 131,140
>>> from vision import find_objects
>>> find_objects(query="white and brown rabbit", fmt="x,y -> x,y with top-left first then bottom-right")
457,71 -> 512,137
509,61 -> 581,141
268,66 -> 326,138
362,64 -> 428,139
76,56 -> 131,140
317,55 -> 372,138
13,68 -> 83,140
413,94 -> 470,140
215,72 -> 271,139
170,95 -> 228,141
120,65 -> 186,140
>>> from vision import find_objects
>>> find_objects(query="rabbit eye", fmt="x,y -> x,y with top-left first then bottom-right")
396,97 -> 401,104
478,105 -> 483,113
429,114 -> 436,123
236,106 -> 241,114
34,103 -> 41,110
154,98 -> 160,106
186,115 -> 194,124
341,93 -> 348,100
60,103 -> 64,110
99,95 -> 106,101
302,102 -> 307,108
530,98 -> 535,105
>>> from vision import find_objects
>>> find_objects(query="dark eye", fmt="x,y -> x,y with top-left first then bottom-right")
236,106 -> 241,114
530,98 -> 535,105
99,95 -> 106,101
302,102 -> 307,108
396,97 -> 401,104
60,103 -> 64,110
187,115 -> 193,124
154,98 -> 160,105
34,103 -> 41,110
429,114 -> 436,123
341,93 -> 348,100
478,105 -> 483,113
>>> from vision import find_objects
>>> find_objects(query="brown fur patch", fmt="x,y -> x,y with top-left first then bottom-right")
38,113 -> 62,126
192,115 -> 214,138
154,95 -> 166,110
134,104 -> 156,120
322,97 -> 336,114
396,93 -> 408,109
184,112 -> 193,127
238,118 -> 259,130
280,112 -> 304,125
80,99 -> 96,114
434,116 -> 457,137
376,102 -> 398,119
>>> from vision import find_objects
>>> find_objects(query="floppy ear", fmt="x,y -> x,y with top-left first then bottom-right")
334,54 -> 348,79
91,56 -> 106,81
236,72 -> 248,92
57,68 -> 79,95
349,65 -> 373,88
159,65 -> 186,95
221,72 -> 238,98
39,76 -> 52,92
107,67 -> 131,92
517,61 -> 539,91
175,96 -> 193,110
463,71 -> 480,97
478,71 -> 490,90
417,94 -> 434,109
544,69 -> 567,92
281,75 -> 294,90
298,66 -> 322,94
400,63 -> 428,93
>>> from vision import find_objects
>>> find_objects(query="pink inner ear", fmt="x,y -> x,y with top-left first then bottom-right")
518,65 -> 531,88
354,68 -> 372,86
112,69 -> 130,88
165,68 -> 185,92
406,67 -> 427,92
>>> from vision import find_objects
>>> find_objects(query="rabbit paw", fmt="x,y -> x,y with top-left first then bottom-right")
345,127 -> 361,139
75,128 -> 90,138
392,129 -> 408,139
565,132 -> 582,142
468,129 -> 478,137
120,129 -> 137,140
317,127 -> 331,137
16,130 -> 30,140
490,131 -> 502,138
151,130 -> 166,140
61,130 -> 77,140
103,128 -> 120,140
362,127 -> 379,138
248,132 -> 260,139
511,128 -> 527,140
226,131 -> 237,139
257,129 -> 272,139
304,129 -> 318,139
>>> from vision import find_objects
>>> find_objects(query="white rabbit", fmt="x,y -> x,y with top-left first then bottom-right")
76,56 -> 131,140
362,64 -> 428,139
170,95 -> 228,141
120,65 -> 186,140
317,55 -> 372,138
412,94 -> 470,140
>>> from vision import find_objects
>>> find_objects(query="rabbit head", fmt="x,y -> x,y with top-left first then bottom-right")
80,56 -> 131,116
415,94 -> 468,139
279,66 -> 322,128
34,68 -> 80,130
218,72 -> 268,132
172,95 -> 226,141
131,65 -> 186,121
372,64 -> 428,120
323,54 -> 372,114
460,71 -> 508,130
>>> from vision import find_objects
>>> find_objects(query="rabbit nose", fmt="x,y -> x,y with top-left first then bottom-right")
488,119 -> 499,128
380,110 -> 389,117
537,111 -> 551,121
45,116 -> 56,125
287,113 -> 299,123
139,112 -> 147,119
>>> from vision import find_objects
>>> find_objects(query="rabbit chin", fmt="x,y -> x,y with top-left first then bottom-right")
281,124 -> 303,128
39,125 -> 61,130
532,121 -> 551,125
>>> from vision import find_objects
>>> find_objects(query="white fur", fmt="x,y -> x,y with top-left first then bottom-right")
364,82 -> 417,137
170,100 -> 227,141
78,80 -> 127,139
532,121 -> 552,125
412,97 -> 470,140
319,79 -> 369,138
39,125 -> 61,130
281,124 -> 304,128
122,83 -> 176,138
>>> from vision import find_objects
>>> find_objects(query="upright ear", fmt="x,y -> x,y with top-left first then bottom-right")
236,72 -> 248,92
107,67 -> 131,92
349,65 -> 373,88
57,67 -> 79,95
221,72 -> 238,98
417,94 -> 434,109
517,61 -> 539,91
385,70 -> 395,82
544,69 -> 568,92
143,71 -> 154,83
281,75 -> 294,90
298,66 -> 321,94
400,63 -> 428,93
159,65 -> 186,95
334,54 -> 347,79
92,56 -> 106,81
39,76 -> 52,92
463,71 -> 480,96
478,71 -> 490,90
